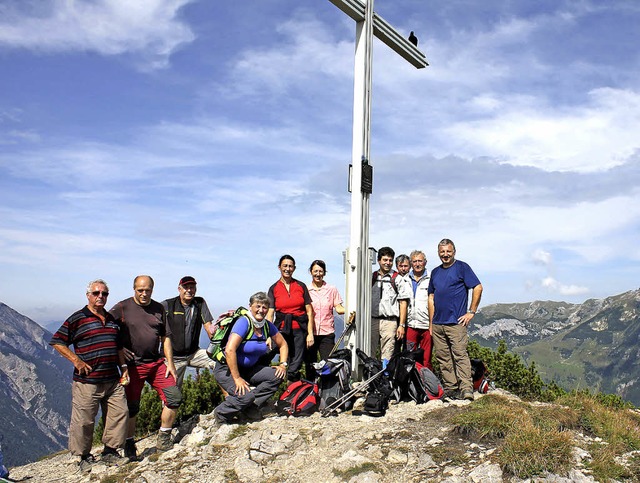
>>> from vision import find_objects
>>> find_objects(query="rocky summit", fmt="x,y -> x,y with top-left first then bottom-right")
8,389 -> 628,483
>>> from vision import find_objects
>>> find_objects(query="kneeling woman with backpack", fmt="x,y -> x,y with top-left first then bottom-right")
213,292 -> 289,423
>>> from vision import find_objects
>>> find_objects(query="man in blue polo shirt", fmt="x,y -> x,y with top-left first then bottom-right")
428,239 -> 482,401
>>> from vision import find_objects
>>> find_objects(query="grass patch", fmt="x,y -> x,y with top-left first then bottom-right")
529,404 -> 580,432
447,391 -> 640,479
557,392 -> 640,451
223,469 -> 240,482
451,394 -> 528,439
498,419 -> 573,478
627,453 -> 640,480
100,476 -> 125,483
333,462 -> 379,479
198,436 -> 212,446
450,394 -> 575,478
429,444 -> 469,466
227,425 -> 249,441
587,444 -> 636,482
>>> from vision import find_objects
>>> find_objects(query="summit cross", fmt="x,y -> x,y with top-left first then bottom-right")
326,0 -> 427,375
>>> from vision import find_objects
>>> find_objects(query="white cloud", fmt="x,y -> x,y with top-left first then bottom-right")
541,277 -> 589,296
0,0 -> 195,69
442,88 -> 640,172
532,249 -> 552,267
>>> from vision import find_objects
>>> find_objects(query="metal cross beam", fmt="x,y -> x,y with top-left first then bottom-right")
326,0 -> 427,377
328,0 -> 428,69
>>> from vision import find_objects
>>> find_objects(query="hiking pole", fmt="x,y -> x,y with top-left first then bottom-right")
321,367 -> 386,417
329,311 -> 356,357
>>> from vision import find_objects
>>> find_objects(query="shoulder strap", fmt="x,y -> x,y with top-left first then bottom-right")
390,272 -> 399,293
372,271 -> 399,293
242,317 -> 272,342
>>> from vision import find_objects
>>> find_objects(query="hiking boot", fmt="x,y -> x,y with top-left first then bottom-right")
156,430 -> 173,451
443,389 -> 460,401
101,447 -> 128,466
462,391 -> 475,401
124,439 -> 138,461
78,454 -> 96,473
213,409 -> 233,424
242,404 -> 262,422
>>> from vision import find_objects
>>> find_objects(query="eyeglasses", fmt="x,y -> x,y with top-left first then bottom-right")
90,291 -> 109,297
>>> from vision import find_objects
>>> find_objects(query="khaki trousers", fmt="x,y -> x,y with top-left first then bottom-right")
69,380 -> 128,456
431,323 -> 473,394
174,348 -> 216,389
371,317 -> 399,361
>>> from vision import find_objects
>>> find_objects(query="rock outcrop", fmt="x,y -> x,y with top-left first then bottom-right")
9,389 -> 625,483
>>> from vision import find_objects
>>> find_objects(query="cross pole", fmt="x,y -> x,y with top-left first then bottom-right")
326,0 -> 427,376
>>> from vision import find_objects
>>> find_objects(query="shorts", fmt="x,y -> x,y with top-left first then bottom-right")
125,359 -> 180,408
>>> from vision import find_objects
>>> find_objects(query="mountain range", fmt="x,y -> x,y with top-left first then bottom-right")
470,288 -> 640,404
0,303 -> 71,466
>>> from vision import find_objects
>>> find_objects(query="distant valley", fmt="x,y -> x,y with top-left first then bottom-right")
470,289 -> 640,405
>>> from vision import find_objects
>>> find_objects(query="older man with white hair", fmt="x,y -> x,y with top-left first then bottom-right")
50,279 -> 129,472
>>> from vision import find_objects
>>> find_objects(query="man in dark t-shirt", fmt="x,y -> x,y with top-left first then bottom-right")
110,275 -> 182,457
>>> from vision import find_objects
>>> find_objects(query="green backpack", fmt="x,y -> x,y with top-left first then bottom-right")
206,307 -> 271,364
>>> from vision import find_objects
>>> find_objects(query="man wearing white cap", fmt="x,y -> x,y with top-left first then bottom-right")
162,276 -> 216,388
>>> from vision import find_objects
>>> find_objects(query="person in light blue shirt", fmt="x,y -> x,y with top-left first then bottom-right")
213,292 -> 288,423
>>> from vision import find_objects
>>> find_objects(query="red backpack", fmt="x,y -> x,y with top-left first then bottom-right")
471,359 -> 491,394
276,381 -> 319,417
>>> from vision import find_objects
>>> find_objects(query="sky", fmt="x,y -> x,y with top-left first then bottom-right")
1,0 -> 639,325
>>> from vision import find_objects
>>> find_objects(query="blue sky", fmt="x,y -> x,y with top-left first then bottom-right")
1,0 -> 639,324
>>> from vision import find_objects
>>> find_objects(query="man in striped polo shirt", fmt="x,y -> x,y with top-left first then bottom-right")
50,279 -> 129,472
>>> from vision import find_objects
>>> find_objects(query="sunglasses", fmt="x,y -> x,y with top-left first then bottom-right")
90,291 -> 109,297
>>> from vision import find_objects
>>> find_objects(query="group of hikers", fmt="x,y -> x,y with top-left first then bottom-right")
48,237 -> 482,473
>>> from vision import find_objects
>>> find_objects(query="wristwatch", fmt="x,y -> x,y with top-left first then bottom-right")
468,310 -> 476,314
280,361 -> 289,367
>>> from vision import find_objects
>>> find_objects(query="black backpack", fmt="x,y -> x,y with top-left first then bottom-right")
314,349 -> 353,411
387,350 -> 424,403
363,389 -> 389,417
356,349 -> 393,416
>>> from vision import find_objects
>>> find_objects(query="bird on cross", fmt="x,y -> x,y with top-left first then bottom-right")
409,31 -> 418,46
